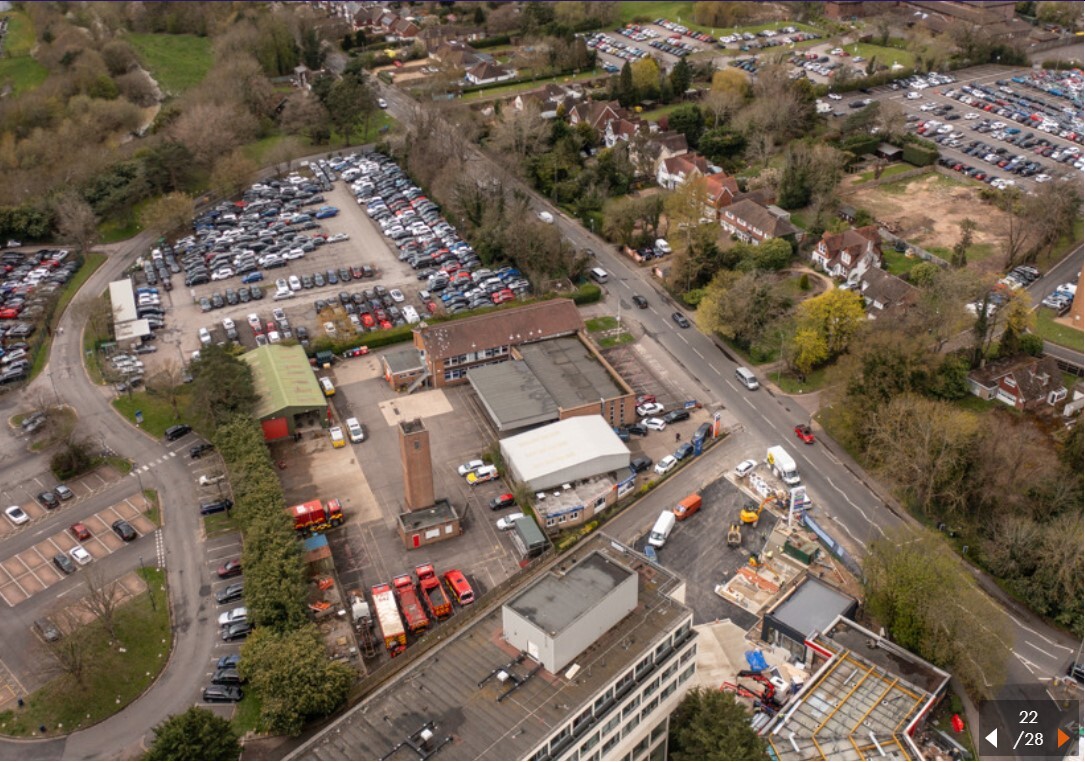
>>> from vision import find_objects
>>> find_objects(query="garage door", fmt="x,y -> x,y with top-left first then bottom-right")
261,417 -> 290,441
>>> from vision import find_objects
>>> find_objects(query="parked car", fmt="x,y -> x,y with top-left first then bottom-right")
4,505 -> 29,525
202,684 -> 243,702
496,512 -> 525,530
111,519 -> 137,541
654,455 -> 678,475
53,552 -> 76,575
216,582 -> 244,604
217,559 -> 242,578
734,459 -> 757,478
489,493 -> 517,510
37,491 -> 59,509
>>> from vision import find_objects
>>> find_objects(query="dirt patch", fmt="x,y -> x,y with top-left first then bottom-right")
845,173 -> 1003,260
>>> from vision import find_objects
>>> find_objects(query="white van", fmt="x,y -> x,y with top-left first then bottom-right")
647,510 -> 676,548
402,305 -> 420,324
589,267 -> 609,284
735,367 -> 759,390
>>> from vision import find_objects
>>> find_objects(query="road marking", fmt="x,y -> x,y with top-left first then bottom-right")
676,333 -> 688,344
693,348 -> 703,359
823,476 -> 888,539
1023,640 -> 1060,659
709,363 -> 721,374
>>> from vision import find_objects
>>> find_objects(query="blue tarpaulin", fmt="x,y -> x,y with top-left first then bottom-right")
745,650 -> 768,672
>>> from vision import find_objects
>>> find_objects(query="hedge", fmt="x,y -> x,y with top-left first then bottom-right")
839,135 -> 879,157
902,143 -> 938,166
472,34 -> 512,49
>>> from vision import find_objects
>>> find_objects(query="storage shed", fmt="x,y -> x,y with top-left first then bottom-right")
242,344 -> 328,441
500,416 -> 630,491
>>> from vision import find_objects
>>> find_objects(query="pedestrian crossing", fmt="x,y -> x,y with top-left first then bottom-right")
129,450 -> 178,476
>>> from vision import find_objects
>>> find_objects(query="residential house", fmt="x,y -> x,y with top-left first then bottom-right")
656,152 -> 711,190
567,100 -> 626,132
513,83 -> 584,119
720,198 -> 800,245
432,41 -> 482,68
811,225 -> 883,282
465,61 -> 516,86
354,6 -> 420,40
859,267 -> 917,318
967,356 -> 1067,411
418,24 -> 484,52
701,171 -> 741,219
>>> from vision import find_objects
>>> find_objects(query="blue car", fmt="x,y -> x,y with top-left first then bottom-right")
217,653 -> 240,670
674,442 -> 694,461
315,207 -> 339,219
241,271 -> 264,284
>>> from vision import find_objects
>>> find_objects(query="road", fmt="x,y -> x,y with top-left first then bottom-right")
378,82 -> 1082,710
1026,242 -> 1084,374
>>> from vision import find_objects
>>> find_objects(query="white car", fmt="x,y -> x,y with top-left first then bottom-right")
389,289 -> 405,303
198,327 -> 212,346
377,98 -> 388,109
906,91 -> 922,100
272,308 -> 286,322
636,402 -> 665,417
222,317 -> 235,332
735,459 -> 757,478
496,512 -> 525,531
247,313 -> 262,332
654,455 -> 677,475
70,545 -> 92,565
199,473 -> 226,487
218,607 -> 248,626
964,112 -> 980,120
4,505 -> 28,526
211,267 -> 234,281
457,459 -> 484,476
267,330 -> 282,344
641,417 -> 666,432
327,233 -> 349,243
288,275 -> 302,291
827,92 -> 842,100
345,417 -> 365,443
537,211 -> 554,224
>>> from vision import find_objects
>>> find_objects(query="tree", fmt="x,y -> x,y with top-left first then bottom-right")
996,289 -> 1036,357
241,624 -> 355,735
734,238 -> 792,272
790,326 -> 829,377
79,566 -> 123,640
141,141 -> 195,194
795,287 -> 866,358
189,346 -> 258,430
669,57 -> 692,96
617,61 -> 635,106
711,68 -> 750,98
488,101 -> 550,172
777,141 -> 844,212
630,57 -> 661,100
669,687 -> 767,760
280,91 -> 331,143
149,707 -> 241,761
53,192 -> 98,253
326,72 -> 376,145
667,104 -> 705,149
210,150 -> 257,200
299,23 -> 325,70
146,361 -> 187,419
169,101 -> 257,166
1036,1 -> 1082,29
865,528 -> 1010,700
140,192 -> 195,239
698,128 -> 746,166
697,269 -> 790,351
43,610 -> 91,686
951,218 -> 976,268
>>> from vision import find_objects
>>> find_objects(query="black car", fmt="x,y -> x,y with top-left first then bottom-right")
671,312 -> 691,329
111,519 -> 137,541
211,668 -> 244,686
200,498 -> 233,516
663,408 -> 690,424
216,582 -> 244,604
202,684 -> 243,702
37,491 -> 59,509
53,553 -> 76,575
613,427 -> 631,442
627,422 -> 649,437
189,442 -> 214,458
632,294 -> 649,309
630,455 -> 653,473
164,424 -> 192,441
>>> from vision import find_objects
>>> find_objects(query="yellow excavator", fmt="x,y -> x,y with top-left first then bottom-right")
739,495 -> 780,526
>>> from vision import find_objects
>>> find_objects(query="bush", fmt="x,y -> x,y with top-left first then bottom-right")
569,282 -> 603,305
51,438 -> 96,480
799,273 -> 810,291
901,143 -> 938,166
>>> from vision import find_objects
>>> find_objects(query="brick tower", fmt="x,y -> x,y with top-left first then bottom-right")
399,418 -> 434,511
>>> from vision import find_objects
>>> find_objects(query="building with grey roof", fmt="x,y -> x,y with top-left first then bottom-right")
761,576 -> 858,660
290,534 -> 696,762
500,415 -> 630,491
468,335 -> 636,431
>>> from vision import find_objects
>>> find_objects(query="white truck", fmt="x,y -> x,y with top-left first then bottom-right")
766,445 -> 801,486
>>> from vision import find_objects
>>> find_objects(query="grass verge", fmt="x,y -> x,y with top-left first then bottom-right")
460,69 -> 604,101
143,489 -> 161,527
0,55 -> 49,96
0,567 -> 170,737
927,242 -> 997,264
126,33 -> 213,95
1033,308 -> 1084,350
599,332 -> 635,348
585,316 -> 620,332
203,511 -> 241,538
841,41 -> 916,70
112,390 -> 191,439
773,365 -> 831,395
232,691 -> 263,735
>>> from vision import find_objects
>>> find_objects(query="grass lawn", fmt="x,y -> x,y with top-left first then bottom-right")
773,365 -> 831,395
856,163 -> 915,183
778,273 -> 818,300
881,248 -> 921,277
927,242 -> 998,264
460,69 -> 605,101
843,41 -> 915,70
585,316 -> 620,332
1033,307 -> 1084,350
0,10 -> 37,56
875,170 -> 960,195
143,489 -> 161,527
126,33 -> 213,95
330,110 -> 397,146
0,567 -> 170,737
637,101 -> 688,122
232,691 -> 263,735
0,55 -> 49,96
98,215 -> 142,244
599,332 -> 635,348
619,2 -> 694,24
112,390 -> 192,439
203,511 -> 241,538
953,393 -> 997,414
28,253 -> 106,383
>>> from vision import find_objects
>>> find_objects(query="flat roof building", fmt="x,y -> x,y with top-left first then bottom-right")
469,336 -> 636,430
762,576 -> 858,660
500,415 -> 630,491
291,534 -> 696,761
241,344 -> 328,440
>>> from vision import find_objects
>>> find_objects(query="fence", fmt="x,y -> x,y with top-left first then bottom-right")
801,512 -> 863,578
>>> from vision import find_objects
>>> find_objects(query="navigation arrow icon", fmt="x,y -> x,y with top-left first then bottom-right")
986,728 -> 998,748
1058,728 -> 1070,748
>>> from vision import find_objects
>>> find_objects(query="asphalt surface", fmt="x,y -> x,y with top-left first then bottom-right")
377,81 -> 1082,716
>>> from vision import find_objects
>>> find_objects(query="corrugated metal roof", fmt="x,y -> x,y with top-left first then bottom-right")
242,344 -> 326,419
501,416 -> 629,488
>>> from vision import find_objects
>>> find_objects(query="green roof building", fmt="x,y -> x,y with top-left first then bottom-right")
242,344 -> 328,440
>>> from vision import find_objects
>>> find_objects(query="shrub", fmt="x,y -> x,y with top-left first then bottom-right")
901,143 -> 937,166
798,273 -> 810,291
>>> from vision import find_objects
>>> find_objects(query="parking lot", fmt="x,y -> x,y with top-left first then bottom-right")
871,66 -> 1083,192
0,465 -> 120,540
0,493 -> 154,606
585,18 -> 717,72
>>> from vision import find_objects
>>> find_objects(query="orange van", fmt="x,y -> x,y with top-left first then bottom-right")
673,493 -> 702,520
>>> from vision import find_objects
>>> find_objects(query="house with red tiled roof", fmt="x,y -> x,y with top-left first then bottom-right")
811,226 -> 883,282
568,100 -> 627,133
656,152 -> 712,190
701,171 -> 741,218
720,198 -> 800,245
432,41 -> 482,68
967,355 -> 1067,411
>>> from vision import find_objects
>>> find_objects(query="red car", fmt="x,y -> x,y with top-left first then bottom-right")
491,288 -> 515,305
425,301 -> 438,314
636,394 -> 657,406
70,522 -> 91,541
0,307 -> 19,319
794,425 -> 816,445
217,559 -> 242,579
342,346 -> 369,358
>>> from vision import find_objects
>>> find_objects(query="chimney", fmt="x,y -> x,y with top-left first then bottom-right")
399,418 -> 435,511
